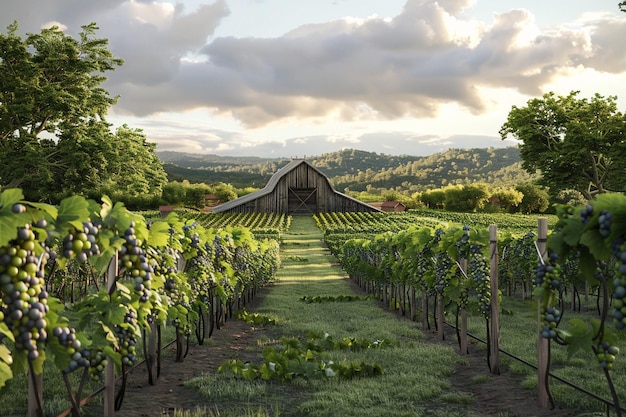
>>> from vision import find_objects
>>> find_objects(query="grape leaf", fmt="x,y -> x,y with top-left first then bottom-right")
26,201 -> 58,219
0,345 -> 13,367
580,230 -> 613,260
558,318 -> 593,359
0,189 -> 29,246
0,361 -> 12,390
146,220 -> 171,248
56,195 -> 90,231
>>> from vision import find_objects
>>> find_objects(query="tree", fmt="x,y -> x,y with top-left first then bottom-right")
419,189 -> 446,209
490,188 -> 524,212
443,184 -> 489,212
0,22 -> 167,206
499,91 -> 626,200
514,183 -> 550,214
552,189 -> 587,207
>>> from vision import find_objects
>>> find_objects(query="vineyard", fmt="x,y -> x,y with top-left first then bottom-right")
0,189 -> 283,417
3,191 -> 626,416
315,202 -> 626,415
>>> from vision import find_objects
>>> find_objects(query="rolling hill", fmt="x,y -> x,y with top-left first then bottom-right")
158,146 -> 535,192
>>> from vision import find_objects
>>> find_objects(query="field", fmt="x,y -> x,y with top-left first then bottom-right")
2,204 -> 626,416
81,215 -> 587,417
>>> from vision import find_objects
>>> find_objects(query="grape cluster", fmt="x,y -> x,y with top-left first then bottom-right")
611,239 -> 626,330
598,210 -> 613,238
596,341 -> 620,370
434,252 -> 453,294
61,221 -> 100,262
534,252 -> 563,340
182,222 -> 201,249
469,244 -> 491,319
579,204 -> 594,224
455,226 -> 471,257
50,326 -> 87,372
51,326 -> 108,380
540,306 -> 561,339
534,257 -> 562,290
114,309 -> 138,367
0,214 -> 48,362
118,222 -> 152,303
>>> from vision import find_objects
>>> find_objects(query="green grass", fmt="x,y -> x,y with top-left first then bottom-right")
465,297 -> 626,413
186,215 -> 469,417
0,319 -> 178,417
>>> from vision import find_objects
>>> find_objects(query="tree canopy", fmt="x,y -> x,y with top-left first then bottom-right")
0,22 -> 167,206
499,91 -> 626,200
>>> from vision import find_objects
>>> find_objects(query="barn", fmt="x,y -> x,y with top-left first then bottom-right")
212,158 -> 380,214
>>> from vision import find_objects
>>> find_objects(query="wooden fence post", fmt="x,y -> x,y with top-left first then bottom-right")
459,258 -> 468,355
437,292 -> 444,340
422,291 -> 429,329
489,225 -> 500,375
104,254 -> 117,417
536,218 -> 551,408
28,370 -> 43,417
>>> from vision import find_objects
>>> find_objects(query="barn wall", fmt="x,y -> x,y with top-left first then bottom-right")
219,161 -> 378,214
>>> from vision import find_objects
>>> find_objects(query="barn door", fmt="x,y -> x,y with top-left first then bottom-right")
288,187 -> 317,214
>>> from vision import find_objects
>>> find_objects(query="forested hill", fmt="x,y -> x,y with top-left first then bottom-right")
158,147 -> 536,192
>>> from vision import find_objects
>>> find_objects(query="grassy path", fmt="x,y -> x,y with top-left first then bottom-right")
258,215 -> 471,417
190,215 -> 476,417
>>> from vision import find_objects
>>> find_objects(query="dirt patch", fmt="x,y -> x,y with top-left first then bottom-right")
422,326 -> 579,417
82,284 -> 583,417
82,294 -> 270,417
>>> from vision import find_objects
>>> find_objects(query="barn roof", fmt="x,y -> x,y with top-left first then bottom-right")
212,158 -> 377,213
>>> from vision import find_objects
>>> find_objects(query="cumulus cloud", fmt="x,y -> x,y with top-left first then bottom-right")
1,0 -> 625,157
93,0 -> 626,127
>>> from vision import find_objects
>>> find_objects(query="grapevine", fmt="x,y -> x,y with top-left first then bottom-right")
534,253 -> 564,341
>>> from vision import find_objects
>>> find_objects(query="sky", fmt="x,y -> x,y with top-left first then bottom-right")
2,0 -> 626,158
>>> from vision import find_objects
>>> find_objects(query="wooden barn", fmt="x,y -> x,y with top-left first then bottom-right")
212,158 -> 380,214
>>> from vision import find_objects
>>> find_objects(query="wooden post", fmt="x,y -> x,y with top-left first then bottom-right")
422,292 -> 429,329
28,370 -> 43,417
436,293 -> 444,340
147,320 -> 158,384
459,258 -> 468,355
536,218 -> 551,408
489,225 -> 500,374
410,285 -> 416,321
104,254 -> 117,417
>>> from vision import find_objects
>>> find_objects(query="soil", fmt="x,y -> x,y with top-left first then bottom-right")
82,285 -> 585,417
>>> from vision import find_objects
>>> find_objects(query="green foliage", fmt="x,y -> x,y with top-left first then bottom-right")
500,91 -> 626,200
0,187 -> 280,409
299,294 -> 373,303
0,23 -> 166,207
218,334 -> 385,382
159,147 -> 535,198
236,310 -> 277,326
515,182 -> 550,214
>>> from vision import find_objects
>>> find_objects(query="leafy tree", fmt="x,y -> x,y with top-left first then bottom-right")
499,91 -> 626,200
490,188 -> 524,212
0,22 -> 167,206
514,183 -> 550,214
212,182 -> 238,202
552,189 -> 587,207
419,189 -> 446,209
443,184 -> 489,212
621,1 -> 626,12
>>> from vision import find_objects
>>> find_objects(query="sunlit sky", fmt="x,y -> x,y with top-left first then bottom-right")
2,0 -> 626,157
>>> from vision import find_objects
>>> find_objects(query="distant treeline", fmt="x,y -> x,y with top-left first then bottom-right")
159,147 -> 535,194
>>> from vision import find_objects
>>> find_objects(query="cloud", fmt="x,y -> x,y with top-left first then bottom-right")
101,0 -> 626,127
1,0 -> 625,146
142,121 -> 515,158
